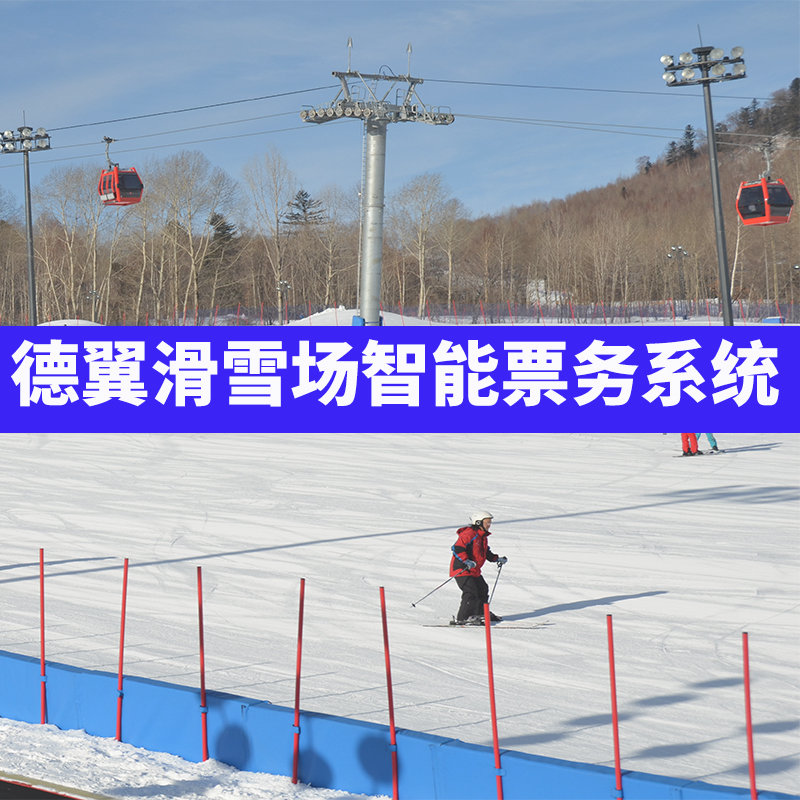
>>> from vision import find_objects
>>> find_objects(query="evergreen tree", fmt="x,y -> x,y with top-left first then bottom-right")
285,189 -> 326,225
678,125 -> 697,160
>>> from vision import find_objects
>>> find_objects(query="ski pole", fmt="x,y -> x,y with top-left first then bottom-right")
411,568 -> 468,607
488,562 -> 503,606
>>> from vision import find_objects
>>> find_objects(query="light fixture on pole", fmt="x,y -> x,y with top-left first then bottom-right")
0,125 -> 51,325
667,245 -> 690,319
660,46 -> 745,326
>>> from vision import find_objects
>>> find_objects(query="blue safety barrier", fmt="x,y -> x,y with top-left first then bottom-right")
0,649 -> 796,800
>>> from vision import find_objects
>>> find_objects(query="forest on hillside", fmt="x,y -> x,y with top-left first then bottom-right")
0,79 -> 797,325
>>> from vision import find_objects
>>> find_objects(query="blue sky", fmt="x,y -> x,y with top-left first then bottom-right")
0,0 -> 797,219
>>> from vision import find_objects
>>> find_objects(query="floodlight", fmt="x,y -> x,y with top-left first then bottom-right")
35,128 -> 47,137
2,142 -> 15,152
731,46 -> 744,59
678,52 -> 693,64
681,67 -> 696,80
709,48 -> 724,61
710,64 -> 725,77
732,63 -> 746,76
18,126 -> 32,138
1,130 -> 13,140
662,72 -> 677,84
36,138 -> 49,149
21,139 -> 33,150
660,54 -> 674,66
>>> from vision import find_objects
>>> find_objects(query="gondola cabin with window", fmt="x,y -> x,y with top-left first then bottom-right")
736,178 -> 793,226
98,165 -> 144,206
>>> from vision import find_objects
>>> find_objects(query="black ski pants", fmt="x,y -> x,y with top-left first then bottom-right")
455,574 -> 489,622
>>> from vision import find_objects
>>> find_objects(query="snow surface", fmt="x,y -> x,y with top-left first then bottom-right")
0,430 -> 797,799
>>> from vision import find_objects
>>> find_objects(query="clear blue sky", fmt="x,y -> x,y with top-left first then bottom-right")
0,0 -> 797,219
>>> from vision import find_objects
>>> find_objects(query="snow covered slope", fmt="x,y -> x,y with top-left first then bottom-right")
0,432 -> 796,798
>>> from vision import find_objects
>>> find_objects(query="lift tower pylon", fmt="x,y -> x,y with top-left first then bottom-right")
301,54 -> 454,325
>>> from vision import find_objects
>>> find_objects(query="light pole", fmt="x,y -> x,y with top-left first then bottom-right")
661,46 -> 745,326
1,126 -> 50,325
667,245 -> 689,318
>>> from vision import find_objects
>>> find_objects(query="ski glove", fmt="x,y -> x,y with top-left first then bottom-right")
463,560 -> 476,569
497,556 -> 508,565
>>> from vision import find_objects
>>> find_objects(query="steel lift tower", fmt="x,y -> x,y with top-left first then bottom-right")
301,45 -> 454,325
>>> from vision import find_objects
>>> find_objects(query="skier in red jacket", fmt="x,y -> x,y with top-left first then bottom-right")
450,511 -> 507,625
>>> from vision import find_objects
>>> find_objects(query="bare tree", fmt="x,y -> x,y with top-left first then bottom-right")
390,173 -> 451,317
243,148 -> 296,323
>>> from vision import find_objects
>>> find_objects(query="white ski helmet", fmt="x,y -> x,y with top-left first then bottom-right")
470,510 -> 494,526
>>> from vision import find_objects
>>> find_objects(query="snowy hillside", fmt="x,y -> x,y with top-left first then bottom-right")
0,431 -> 797,799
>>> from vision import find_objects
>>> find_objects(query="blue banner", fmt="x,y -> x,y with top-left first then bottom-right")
1,326 -> 796,432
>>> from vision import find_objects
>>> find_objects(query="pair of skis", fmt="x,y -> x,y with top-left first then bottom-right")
423,618 -> 552,629
674,449 -> 726,458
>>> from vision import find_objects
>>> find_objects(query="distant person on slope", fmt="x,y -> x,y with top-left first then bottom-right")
450,511 -> 507,625
680,433 -> 701,456
696,433 -> 720,452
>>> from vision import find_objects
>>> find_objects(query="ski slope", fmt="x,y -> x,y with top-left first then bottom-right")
0,431 -> 797,799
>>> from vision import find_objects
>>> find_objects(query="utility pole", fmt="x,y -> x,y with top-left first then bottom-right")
1,126 -> 51,325
660,45 -> 745,326
301,43 -> 454,325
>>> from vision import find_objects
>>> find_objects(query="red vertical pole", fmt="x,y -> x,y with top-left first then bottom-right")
452,300 -> 459,325
116,558 -> 129,741
507,300 -> 514,324
397,302 -> 405,326
380,587 -> 399,800
39,548 -> 46,725
742,632 -> 758,800
607,615 -> 623,800
480,300 -> 487,325
197,567 -> 209,761
292,578 -> 306,785
568,298 -> 576,324
738,299 -> 748,325
483,603 -> 504,800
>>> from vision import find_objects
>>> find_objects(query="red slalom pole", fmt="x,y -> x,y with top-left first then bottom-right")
607,614 -> 623,800
483,603 -> 504,800
116,558 -> 129,741
742,632 -> 758,800
197,567 -> 209,761
380,587 -> 399,800
292,578 -> 306,785
39,548 -> 46,725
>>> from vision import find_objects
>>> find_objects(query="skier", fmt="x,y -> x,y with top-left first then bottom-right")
450,511 -> 507,625
680,433 -> 701,456
696,433 -> 720,452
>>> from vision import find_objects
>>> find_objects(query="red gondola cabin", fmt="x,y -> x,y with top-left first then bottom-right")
735,178 -> 793,226
98,166 -> 144,206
